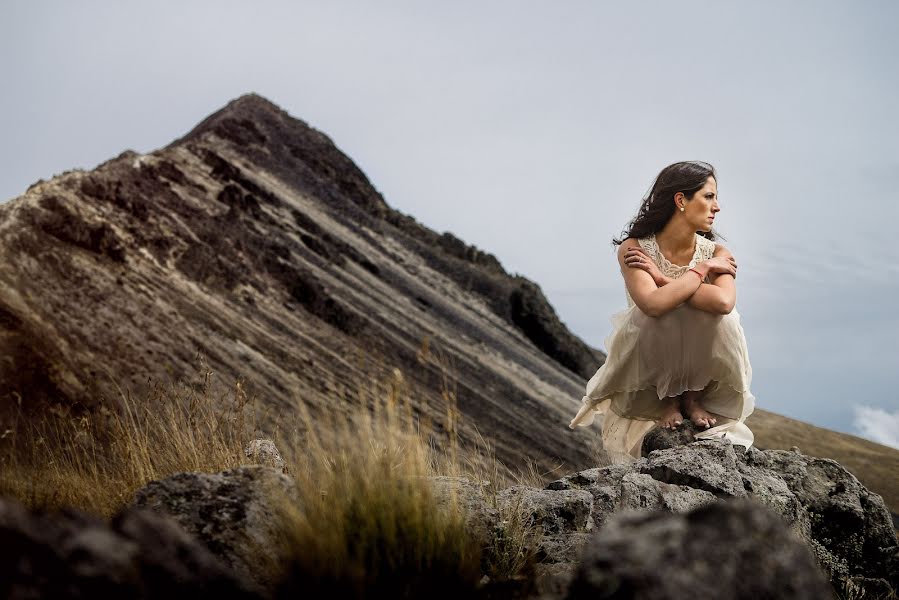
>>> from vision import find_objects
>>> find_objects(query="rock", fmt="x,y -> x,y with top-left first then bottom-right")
584,485 -> 621,530
244,438 -> 288,473
544,438 -> 898,596
735,449 -> 811,536
496,486 -> 594,536
534,532 -> 591,564
546,463 -> 642,529
0,494 -> 257,599
110,507 -> 260,598
761,449 -> 899,588
132,465 -> 298,593
640,420 -> 703,454
545,467 -> 605,491
427,476 -> 499,549
618,472 -> 717,513
639,439 -> 747,498
567,497 -> 834,600
533,561 -> 579,600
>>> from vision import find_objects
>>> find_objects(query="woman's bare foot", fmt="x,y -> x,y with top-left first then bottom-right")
657,397 -> 684,430
682,390 -> 718,429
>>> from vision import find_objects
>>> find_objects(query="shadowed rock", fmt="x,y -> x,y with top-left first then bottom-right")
0,495 -> 258,599
132,465 -> 298,594
640,419 -> 703,454
567,497 -> 834,600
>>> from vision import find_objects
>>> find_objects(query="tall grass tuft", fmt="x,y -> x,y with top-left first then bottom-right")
266,340 -> 552,597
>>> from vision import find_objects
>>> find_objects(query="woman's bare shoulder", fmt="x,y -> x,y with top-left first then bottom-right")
616,238 -> 641,258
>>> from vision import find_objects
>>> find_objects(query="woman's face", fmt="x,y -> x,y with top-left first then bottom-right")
683,176 -> 720,231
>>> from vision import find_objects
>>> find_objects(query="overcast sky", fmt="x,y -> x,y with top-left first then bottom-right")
2,1 -> 897,448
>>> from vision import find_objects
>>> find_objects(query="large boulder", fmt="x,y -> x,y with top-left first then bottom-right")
567,497 -> 834,600
753,447 -> 899,587
548,436 -> 899,596
132,464 -> 298,593
0,494 -> 257,599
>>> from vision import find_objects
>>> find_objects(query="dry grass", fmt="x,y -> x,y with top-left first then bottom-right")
0,353 -> 252,517
835,578 -> 899,600
265,341 -> 551,597
0,342 -> 551,598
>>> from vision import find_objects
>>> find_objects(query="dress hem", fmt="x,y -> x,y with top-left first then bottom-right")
572,377 -> 751,427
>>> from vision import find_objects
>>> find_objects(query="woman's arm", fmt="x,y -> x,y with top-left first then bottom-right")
686,243 -> 737,314
618,240 -> 708,318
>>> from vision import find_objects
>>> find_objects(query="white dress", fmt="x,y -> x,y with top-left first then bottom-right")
569,232 -> 755,464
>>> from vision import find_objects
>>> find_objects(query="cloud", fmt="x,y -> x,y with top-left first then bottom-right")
852,404 -> 899,450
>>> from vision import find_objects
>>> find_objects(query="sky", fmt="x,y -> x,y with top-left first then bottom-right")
2,1 -> 898,448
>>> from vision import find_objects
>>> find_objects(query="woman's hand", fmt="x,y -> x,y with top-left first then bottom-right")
623,246 -> 668,286
700,255 -> 738,278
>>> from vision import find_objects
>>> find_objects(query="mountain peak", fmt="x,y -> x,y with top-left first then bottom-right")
165,92 -> 293,150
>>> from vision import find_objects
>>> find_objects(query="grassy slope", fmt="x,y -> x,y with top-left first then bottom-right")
747,408 -> 899,519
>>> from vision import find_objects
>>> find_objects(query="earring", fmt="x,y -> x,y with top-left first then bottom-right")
680,207 -> 685,212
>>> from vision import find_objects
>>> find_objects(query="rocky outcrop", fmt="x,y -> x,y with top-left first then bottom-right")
545,439 -> 898,598
132,465 -> 298,593
0,494 -> 258,599
3,434 -> 896,599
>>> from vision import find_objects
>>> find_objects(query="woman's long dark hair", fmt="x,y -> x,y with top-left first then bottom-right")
612,161 -> 726,246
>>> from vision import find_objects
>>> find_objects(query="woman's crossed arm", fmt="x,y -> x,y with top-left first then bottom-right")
621,241 -> 737,316
686,244 -> 737,314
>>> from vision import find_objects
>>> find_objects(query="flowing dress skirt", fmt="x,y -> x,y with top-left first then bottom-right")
569,302 -> 755,464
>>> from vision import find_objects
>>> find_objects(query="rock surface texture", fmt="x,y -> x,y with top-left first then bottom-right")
132,464 -> 298,592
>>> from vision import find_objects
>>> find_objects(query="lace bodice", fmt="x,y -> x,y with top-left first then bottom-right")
624,232 -> 717,308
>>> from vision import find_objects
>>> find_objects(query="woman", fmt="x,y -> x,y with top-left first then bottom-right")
568,161 -> 755,464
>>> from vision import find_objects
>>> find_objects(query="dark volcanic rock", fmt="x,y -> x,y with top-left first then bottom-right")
639,439 -> 747,498
132,465 -> 298,592
640,419 -> 704,454
0,494 -> 257,599
546,438 -> 899,596
567,497 -> 834,600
